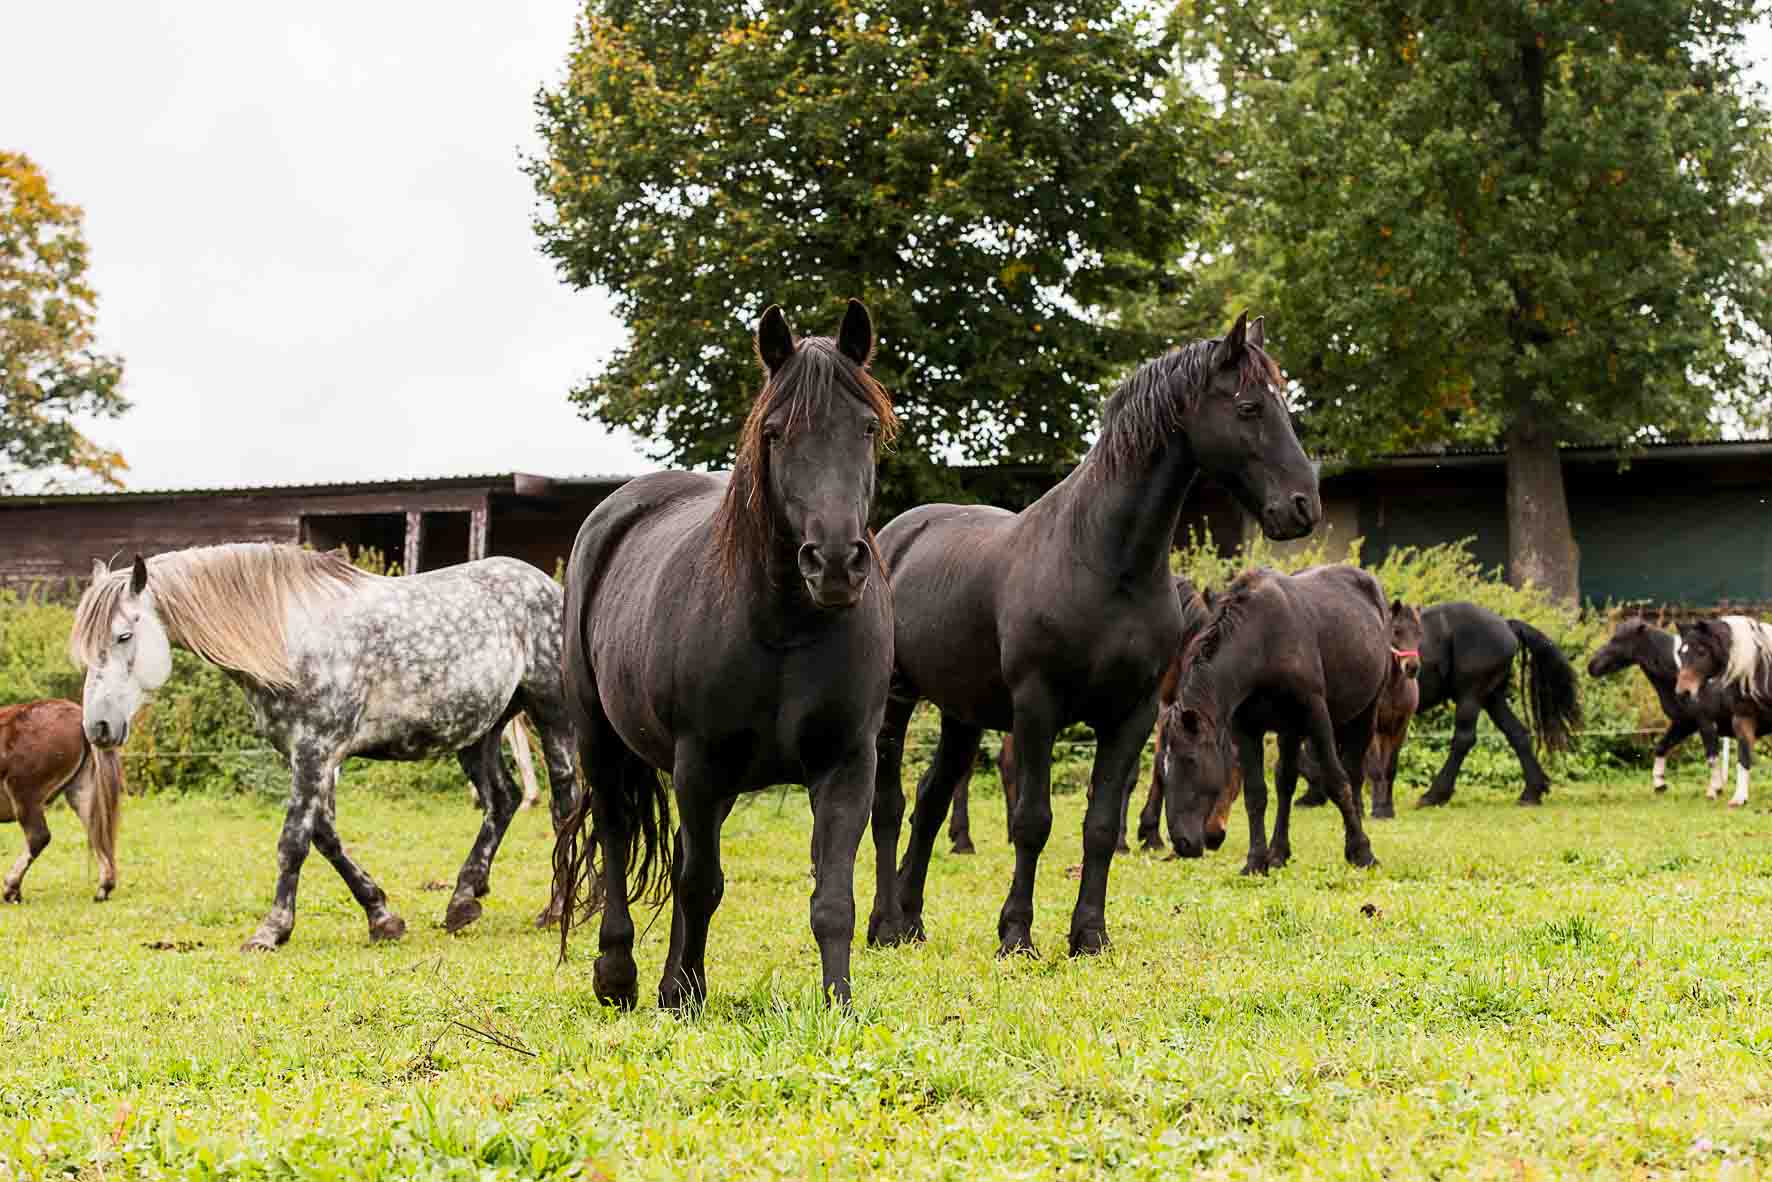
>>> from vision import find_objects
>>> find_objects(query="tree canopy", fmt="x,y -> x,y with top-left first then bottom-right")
0,151 -> 128,492
530,0 -> 1205,506
1175,0 -> 1772,599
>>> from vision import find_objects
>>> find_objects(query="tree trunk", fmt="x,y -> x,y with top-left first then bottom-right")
1503,408 -> 1579,603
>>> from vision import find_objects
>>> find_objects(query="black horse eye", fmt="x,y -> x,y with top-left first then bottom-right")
117,631 -> 133,643
1236,400 -> 1262,420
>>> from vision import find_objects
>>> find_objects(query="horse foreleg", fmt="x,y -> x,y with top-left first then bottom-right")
898,714 -> 985,942
444,731 -> 521,933
866,689 -> 917,947
244,755 -> 330,950
304,766 -> 405,942
1701,717 -> 1724,799
947,757 -> 976,855
1731,715 -> 1757,809
1,799 -> 50,904
1238,725 -> 1272,876
1136,727 -> 1166,851
1267,732 -> 1302,868
1486,691 -> 1550,805
1316,698 -> 1378,869
1653,717 -> 1697,793
658,753 -> 728,1013
999,685 -> 1058,957
1068,700 -> 1156,956
808,746 -> 876,1006
1419,696 -> 1481,807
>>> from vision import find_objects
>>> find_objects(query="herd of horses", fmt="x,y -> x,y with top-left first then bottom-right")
4,302 -> 1771,1011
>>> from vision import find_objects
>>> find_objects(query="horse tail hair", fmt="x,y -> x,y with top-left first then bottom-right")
67,740 -> 124,881
1508,619 -> 1582,753
552,504 -> 675,964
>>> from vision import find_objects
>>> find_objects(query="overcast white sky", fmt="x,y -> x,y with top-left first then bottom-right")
4,1 -> 649,490
6,10 -> 1771,492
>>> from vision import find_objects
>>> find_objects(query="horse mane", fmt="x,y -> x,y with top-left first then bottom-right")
71,544 -> 372,689
1087,336 -> 1284,481
1719,614 -> 1772,704
1179,569 -> 1270,715
712,336 -> 898,582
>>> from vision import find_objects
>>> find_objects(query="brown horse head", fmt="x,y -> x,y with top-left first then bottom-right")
716,299 -> 897,608
1676,618 -> 1730,700
1388,598 -> 1424,680
1157,701 -> 1238,857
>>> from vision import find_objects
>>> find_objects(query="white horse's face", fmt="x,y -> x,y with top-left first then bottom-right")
81,559 -> 173,748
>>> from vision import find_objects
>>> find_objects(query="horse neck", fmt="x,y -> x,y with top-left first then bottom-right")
1185,644 -> 1258,730
1068,438 -> 1199,582
1634,632 -> 1680,690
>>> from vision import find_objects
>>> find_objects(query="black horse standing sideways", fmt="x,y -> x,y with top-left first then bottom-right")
553,300 -> 896,1010
1587,618 -> 1726,796
866,314 -> 1321,958
1407,602 -> 1582,807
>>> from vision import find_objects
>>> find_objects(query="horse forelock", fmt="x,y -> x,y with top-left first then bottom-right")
71,545 -> 371,689
1719,614 -> 1772,703
1090,339 -> 1285,481
712,336 -> 897,583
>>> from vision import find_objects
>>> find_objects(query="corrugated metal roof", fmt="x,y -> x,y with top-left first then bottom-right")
0,471 -> 642,504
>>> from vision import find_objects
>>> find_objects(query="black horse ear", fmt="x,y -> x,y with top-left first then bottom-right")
1210,311 -> 1250,370
837,298 -> 873,367
756,305 -> 796,375
1389,597 -> 1405,616
1248,315 -> 1265,351
130,555 -> 149,596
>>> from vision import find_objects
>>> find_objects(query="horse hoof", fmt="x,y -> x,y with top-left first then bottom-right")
1517,793 -> 1544,808
658,980 -> 706,1014
1068,927 -> 1110,957
1370,803 -> 1396,820
950,840 -> 976,856
867,912 -> 919,948
593,955 -> 639,1010
1653,782 -> 1668,794
1729,799 -> 1748,810
534,905 -> 562,930
369,913 -> 407,942
1348,849 -> 1379,870
1416,789 -> 1453,808
2,889 -> 20,905
1265,849 -> 1291,870
1240,858 -> 1269,877
997,931 -> 1038,959
93,888 -> 113,903
241,936 -> 280,953
443,897 -> 483,933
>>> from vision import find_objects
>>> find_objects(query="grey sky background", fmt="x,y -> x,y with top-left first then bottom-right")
6,8 -> 1771,491
5,1 -> 646,490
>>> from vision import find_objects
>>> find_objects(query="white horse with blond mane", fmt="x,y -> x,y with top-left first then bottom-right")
72,544 -> 578,949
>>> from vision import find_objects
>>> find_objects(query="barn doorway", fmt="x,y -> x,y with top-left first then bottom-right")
300,513 -> 404,570
417,511 -> 471,571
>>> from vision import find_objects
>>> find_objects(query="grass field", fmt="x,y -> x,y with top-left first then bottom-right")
3,763 -> 1771,1179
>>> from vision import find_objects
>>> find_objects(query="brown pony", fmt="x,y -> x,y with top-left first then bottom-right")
0,699 -> 124,902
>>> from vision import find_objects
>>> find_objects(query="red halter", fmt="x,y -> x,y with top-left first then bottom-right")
1391,648 -> 1421,662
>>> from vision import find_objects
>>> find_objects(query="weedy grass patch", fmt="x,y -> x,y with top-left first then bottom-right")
1,774 -> 1770,1178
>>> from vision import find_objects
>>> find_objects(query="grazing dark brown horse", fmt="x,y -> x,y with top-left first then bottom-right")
0,699 -> 124,903
1157,565 -> 1386,873
1294,598 -> 1424,819
1676,615 -> 1772,809
554,300 -> 896,1010
868,314 -> 1321,957
1410,603 -> 1581,808
946,576 -> 1214,856
1588,618 -> 1726,796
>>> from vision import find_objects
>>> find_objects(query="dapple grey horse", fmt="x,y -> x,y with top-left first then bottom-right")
73,545 -> 577,949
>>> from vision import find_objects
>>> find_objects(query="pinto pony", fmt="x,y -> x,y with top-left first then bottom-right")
1588,618 -> 1726,796
0,699 -> 124,903
1676,615 -> 1772,808
73,546 -> 578,949
867,315 -> 1321,958
552,301 -> 895,1010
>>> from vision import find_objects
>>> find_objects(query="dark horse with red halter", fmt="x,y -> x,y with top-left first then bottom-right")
553,300 -> 895,1009
867,315 -> 1320,958
1157,565 -> 1387,872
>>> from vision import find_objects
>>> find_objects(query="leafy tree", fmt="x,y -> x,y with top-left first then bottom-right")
530,0 -> 1204,508
1177,1 -> 1772,601
0,152 -> 128,492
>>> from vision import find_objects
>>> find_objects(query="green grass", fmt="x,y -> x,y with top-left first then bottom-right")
3,770 -> 1772,1179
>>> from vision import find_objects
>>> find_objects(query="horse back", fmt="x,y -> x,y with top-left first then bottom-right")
1279,566 -> 1390,719
0,700 -> 86,814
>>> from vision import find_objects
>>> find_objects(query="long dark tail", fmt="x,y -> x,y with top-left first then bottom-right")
552,507 -> 674,962
1508,619 -> 1582,753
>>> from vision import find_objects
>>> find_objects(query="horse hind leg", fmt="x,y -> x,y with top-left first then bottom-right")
1730,716 -> 1757,809
444,729 -> 521,933
521,697 -> 582,928
304,765 -> 406,943
2,798 -> 51,904
1484,690 -> 1550,805
1419,695 -> 1481,807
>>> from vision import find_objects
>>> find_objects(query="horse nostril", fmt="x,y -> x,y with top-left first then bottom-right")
797,542 -> 823,580
846,541 -> 870,578
1291,492 -> 1314,521
93,719 -> 110,743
